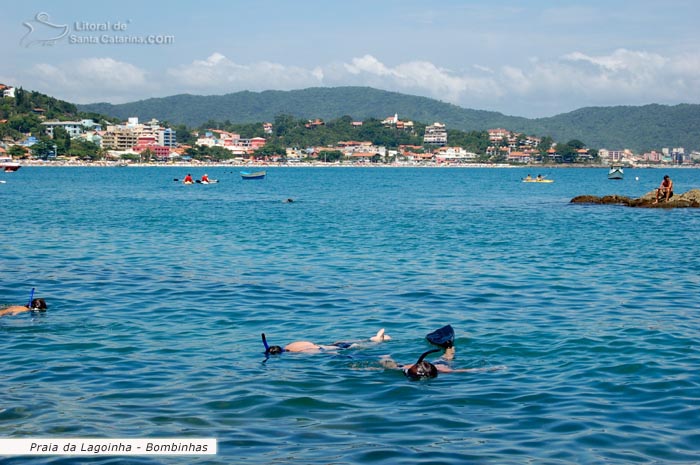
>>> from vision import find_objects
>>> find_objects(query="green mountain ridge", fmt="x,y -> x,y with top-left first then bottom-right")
70,86 -> 700,152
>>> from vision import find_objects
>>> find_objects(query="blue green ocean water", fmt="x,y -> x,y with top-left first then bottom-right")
1,166 -> 699,465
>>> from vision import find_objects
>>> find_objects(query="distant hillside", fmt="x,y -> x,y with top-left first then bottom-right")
80,87 -> 528,129
524,104 -> 700,151
1,86 -> 79,141
79,87 -> 700,151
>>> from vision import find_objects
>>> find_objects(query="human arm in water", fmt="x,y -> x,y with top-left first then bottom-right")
380,347 -> 505,376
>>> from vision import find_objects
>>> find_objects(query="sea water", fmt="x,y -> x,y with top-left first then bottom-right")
1,166 -> 699,465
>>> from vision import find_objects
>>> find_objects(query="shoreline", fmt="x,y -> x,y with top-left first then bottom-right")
10,161 -> 696,169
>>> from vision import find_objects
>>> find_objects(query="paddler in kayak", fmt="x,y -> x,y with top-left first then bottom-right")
183,173 -> 193,184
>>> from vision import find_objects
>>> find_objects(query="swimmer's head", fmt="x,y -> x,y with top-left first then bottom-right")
267,345 -> 284,354
262,333 -> 284,355
30,298 -> 47,311
404,348 -> 441,380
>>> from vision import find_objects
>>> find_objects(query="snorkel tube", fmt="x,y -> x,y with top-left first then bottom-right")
416,348 -> 441,363
262,333 -> 284,355
27,288 -> 35,308
405,348 -> 441,379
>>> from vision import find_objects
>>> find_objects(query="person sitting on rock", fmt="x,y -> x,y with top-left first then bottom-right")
654,175 -> 673,203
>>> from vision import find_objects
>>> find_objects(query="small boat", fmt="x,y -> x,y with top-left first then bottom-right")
197,179 -> 219,184
241,170 -> 266,180
608,165 -> 624,180
0,157 -> 21,172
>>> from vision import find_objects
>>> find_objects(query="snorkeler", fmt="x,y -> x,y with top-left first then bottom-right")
0,297 -> 47,317
262,328 -> 391,355
379,347 -> 469,379
380,325 -> 505,379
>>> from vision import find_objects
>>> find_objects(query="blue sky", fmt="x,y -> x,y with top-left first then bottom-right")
2,0 -> 699,117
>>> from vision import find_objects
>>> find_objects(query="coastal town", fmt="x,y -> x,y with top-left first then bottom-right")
1,83 -> 699,168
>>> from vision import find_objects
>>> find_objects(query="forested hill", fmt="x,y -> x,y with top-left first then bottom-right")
78,87 -> 700,151
80,87 -> 528,130
524,104 -> 700,152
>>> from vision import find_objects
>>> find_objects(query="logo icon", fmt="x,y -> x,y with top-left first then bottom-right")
20,12 -> 69,47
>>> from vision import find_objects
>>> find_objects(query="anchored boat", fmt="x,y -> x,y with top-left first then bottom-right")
608,165 -> 624,180
240,170 -> 266,180
0,157 -> 21,172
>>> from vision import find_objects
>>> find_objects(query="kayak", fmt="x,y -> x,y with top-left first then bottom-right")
198,180 -> 219,184
522,179 -> 554,183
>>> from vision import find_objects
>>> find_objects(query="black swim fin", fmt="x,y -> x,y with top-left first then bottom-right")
426,325 -> 455,348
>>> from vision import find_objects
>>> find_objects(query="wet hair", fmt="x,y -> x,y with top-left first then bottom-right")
404,348 -> 441,379
30,298 -> 47,310
262,333 -> 284,355
664,175 -> 670,180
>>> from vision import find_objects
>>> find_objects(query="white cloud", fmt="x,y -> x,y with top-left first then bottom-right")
24,57 -> 150,103
345,55 -> 393,76
14,48 -> 700,116
166,52 -> 323,92
563,48 -> 666,74
337,54 -> 501,103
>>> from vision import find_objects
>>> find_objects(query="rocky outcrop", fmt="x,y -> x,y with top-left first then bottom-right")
571,189 -> 700,208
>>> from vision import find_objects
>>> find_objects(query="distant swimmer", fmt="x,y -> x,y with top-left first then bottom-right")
283,198 -> 294,203
262,329 -> 391,355
0,296 -> 47,317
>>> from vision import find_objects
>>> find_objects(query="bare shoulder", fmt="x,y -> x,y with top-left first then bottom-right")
0,305 -> 30,317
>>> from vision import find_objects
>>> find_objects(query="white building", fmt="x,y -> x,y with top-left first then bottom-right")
435,146 -> 476,163
598,149 -> 630,163
424,122 -> 447,146
101,117 -> 175,151
42,119 -> 102,138
157,128 -> 177,147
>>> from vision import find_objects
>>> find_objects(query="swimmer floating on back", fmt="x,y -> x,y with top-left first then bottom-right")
262,328 -> 391,355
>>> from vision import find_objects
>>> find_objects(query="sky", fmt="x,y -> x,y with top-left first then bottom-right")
1,0 -> 699,118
